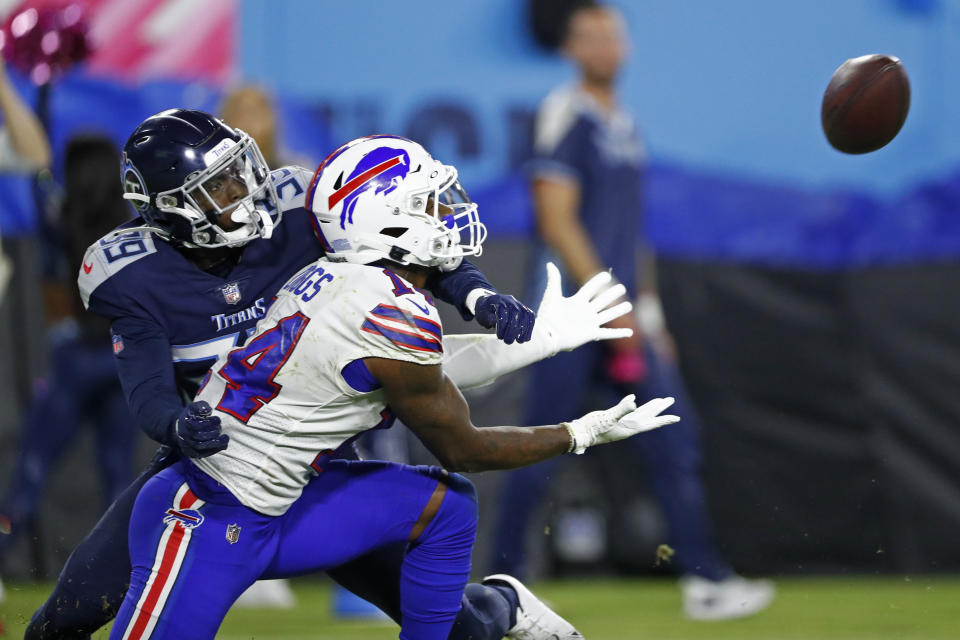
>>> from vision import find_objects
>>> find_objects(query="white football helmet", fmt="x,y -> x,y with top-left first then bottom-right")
306,135 -> 486,271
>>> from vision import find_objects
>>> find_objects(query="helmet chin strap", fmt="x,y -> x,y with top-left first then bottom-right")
229,199 -> 275,240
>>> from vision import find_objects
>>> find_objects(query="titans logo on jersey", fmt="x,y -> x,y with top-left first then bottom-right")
78,167 -> 320,396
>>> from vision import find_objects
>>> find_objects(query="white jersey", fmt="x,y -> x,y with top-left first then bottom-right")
193,260 -> 443,516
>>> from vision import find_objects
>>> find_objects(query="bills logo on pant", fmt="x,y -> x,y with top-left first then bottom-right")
225,523 -> 241,544
163,508 -> 204,529
120,484 -> 205,640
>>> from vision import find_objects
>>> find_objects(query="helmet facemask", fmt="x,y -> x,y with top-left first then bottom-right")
126,132 -> 280,249
396,163 -> 486,271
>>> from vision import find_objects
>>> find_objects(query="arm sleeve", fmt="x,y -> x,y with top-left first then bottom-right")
425,259 -> 496,321
442,331 -> 553,391
358,287 -> 445,367
111,314 -> 183,445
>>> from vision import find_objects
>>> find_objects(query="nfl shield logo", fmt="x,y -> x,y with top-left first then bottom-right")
221,282 -> 242,305
225,523 -> 241,544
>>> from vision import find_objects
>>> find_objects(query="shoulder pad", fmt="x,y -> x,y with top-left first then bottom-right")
271,166 -> 313,212
78,229 -> 158,309
356,267 -> 443,361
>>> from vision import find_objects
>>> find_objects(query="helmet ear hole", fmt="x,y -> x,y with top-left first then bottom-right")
388,246 -> 410,262
156,194 -> 178,209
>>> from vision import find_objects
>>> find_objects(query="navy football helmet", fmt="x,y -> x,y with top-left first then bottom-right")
121,109 -> 279,248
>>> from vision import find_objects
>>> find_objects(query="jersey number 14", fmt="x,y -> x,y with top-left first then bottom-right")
215,312 -> 310,423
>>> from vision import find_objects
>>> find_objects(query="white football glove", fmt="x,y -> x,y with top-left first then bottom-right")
440,263 -> 635,391
534,262 -> 634,356
564,395 -> 679,455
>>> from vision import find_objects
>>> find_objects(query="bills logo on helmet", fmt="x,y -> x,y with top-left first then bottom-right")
163,508 -> 204,529
328,147 -> 410,228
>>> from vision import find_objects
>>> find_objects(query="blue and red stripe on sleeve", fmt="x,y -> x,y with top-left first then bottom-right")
361,304 -> 442,354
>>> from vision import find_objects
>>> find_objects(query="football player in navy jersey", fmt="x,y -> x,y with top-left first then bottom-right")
26,110 -> 539,640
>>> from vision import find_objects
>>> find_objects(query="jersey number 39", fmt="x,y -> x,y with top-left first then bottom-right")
215,312 -> 310,423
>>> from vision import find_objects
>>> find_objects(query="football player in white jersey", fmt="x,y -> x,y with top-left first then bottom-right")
109,135 -> 679,640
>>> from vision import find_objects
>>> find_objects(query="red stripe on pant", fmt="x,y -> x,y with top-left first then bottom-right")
124,486 -> 200,640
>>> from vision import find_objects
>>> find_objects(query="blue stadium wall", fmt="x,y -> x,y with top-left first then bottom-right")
3,0 -> 959,266
238,0 -> 960,268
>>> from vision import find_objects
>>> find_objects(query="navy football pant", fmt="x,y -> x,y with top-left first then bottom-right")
27,448 -> 177,640
491,341 -> 733,581
108,459 -> 476,640
0,338 -> 134,563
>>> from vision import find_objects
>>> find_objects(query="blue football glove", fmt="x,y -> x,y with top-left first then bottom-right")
474,294 -> 536,345
172,401 -> 229,458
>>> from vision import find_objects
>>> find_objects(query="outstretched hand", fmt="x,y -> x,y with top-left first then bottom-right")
565,395 -> 679,454
534,262 -> 634,355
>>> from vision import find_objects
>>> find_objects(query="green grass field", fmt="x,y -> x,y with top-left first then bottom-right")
2,576 -> 959,639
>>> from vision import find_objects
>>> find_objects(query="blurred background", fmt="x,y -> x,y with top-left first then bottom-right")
2,0 -> 960,637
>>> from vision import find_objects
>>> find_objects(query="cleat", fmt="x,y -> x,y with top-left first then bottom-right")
681,574 -> 775,621
483,573 -> 583,639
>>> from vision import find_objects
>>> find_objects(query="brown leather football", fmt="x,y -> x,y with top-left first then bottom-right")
821,54 -> 910,154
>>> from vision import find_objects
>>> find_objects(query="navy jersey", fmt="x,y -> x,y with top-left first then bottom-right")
77,166 -> 497,446
78,167 -> 320,443
528,84 -> 646,296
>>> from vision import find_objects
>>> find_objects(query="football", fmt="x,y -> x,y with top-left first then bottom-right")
821,54 -> 910,154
